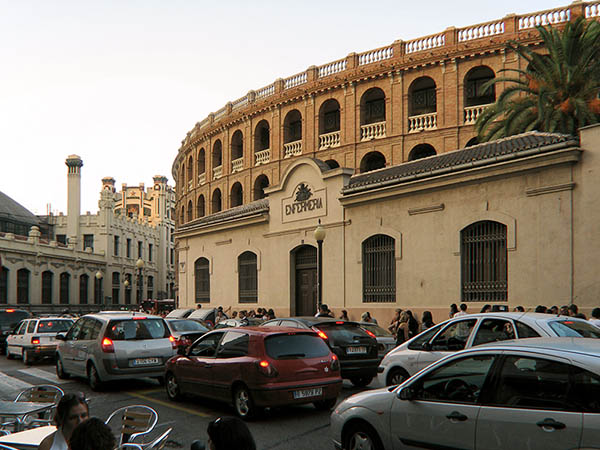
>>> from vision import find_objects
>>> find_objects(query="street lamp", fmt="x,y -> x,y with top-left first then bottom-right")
136,258 -> 145,303
313,220 -> 326,310
124,278 -> 130,307
95,271 -> 103,305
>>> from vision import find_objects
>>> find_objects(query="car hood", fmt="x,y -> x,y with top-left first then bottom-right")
335,386 -> 395,414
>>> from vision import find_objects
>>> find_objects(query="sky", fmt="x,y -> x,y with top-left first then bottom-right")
0,0 -> 568,215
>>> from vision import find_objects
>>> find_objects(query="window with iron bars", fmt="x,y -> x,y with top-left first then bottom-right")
195,258 -> 210,303
238,251 -> 258,303
362,234 -> 396,303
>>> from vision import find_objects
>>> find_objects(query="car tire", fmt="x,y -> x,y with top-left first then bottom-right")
87,363 -> 102,391
313,398 -> 337,411
165,372 -> 182,401
344,423 -> 384,450
23,350 -> 33,366
387,367 -> 410,386
350,376 -> 374,388
56,356 -> 70,380
233,385 -> 257,420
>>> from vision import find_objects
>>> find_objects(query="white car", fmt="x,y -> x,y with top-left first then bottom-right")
332,338 -> 600,450
378,312 -> 600,386
6,317 -> 74,364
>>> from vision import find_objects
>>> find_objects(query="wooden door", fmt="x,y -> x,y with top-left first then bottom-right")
294,246 -> 317,316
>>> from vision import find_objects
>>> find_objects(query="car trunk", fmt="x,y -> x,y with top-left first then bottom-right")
315,323 -> 378,360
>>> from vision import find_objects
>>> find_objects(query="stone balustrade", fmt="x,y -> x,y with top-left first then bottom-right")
405,33 -> 445,54
318,58 -> 347,78
319,131 -> 341,150
464,104 -> 493,125
198,173 -> 206,184
360,122 -> 386,141
458,21 -> 505,42
231,157 -> 243,173
358,46 -> 393,66
284,72 -> 308,89
256,84 -> 275,100
231,95 -> 248,110
518,7 -> 570,29
283,141 -> 302,158
213,165 -> 222,180
408,113 -> 438,133
586,2 -> 600,17
255,149 -> 270,166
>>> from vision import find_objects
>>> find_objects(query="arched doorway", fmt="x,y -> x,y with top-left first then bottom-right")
293,245 -> 317,316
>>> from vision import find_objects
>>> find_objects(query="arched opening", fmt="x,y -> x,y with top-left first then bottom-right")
17,268 -> 29,304
60,272 -> 70,305
0,267 -> 7,304
197,148 -> 205,175
212,140 -> 222,168
408,144 -> 437,161
283,110 -> 302,144
180,206 -> 185,224
292,245 -> 317,316
465,137 -> 479,147
212,188 -> 222,213
42,270 -> 53,304
325,159 -> 340,170
359,151 -> 386,173
194,257 -> 210,303
231,182 -> 243,208
409,77 -> 437,116
319,99 -> 341,135
179,164 -> 185,190
79,274 -> 88,305
253,175 -> 269,200
254,120 -> 270,151
360,88 -> 386,125
231,130 -> 243,160
187,156 -> 193,184
464,66 -> 496,107
238,251 -> 258,303
187,200 -> 193,222
197,195 -> 205,218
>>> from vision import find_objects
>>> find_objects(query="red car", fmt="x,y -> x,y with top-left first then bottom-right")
164,327 -> 342,418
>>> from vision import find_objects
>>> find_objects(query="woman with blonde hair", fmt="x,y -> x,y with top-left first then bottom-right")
393,311 -> 410,346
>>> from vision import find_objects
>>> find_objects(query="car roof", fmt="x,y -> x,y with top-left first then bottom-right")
273,317 -> 357,326
32,317 -> 74,321
84,311 -> 163,320
208,326 -> 317,336
442,312 -> 587,322
475,337 -> 600,358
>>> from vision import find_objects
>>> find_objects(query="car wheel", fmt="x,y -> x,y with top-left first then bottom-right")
23,350 -> 33,365
56,356 -> 70,380
387,367 -> 410,386
165,372 -> 182,401
313,398 -> 337,410
87,363 -> 102,391
350,376 -> 373,388
344,424 -> 383,450
233,385 -> 256,420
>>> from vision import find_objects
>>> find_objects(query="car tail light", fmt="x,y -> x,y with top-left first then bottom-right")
331,354 -> 340,371
312,327 -> 328,340
256,360 -> 278,378
363,328 -> 377,339
101,337 -> 114,353
168,335 -> 177,350
133,316 -> 147,320
31,337 -> 40,345
6,309 -> 14,313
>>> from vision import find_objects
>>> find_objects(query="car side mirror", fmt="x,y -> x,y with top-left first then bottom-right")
397,386 -> 416,401
56,333 -> 66,341
421,342 -> 432,351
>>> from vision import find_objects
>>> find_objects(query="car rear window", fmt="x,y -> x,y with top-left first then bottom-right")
361,324 -> 393,337
169,320 -> 209,333
37,320 -> 73,333
316,323 -> 372,342
265,334 -> 331,359
548,320 -> 600,338
106,319 -> 168,340
0,311 -> 30,331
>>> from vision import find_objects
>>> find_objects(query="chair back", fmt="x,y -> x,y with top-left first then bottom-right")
146,428 -> 171,450
15,385 -> 64,404
105,405 -> 158,447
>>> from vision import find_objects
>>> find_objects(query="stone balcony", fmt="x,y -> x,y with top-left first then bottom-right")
464,103 -> 493,125
360,121 -> 386,141
231,157 -> 243,173
408,112 -> 438,133
213,165 -> 222,180
319,131 -> 340,150
283,140 -> 302,158
255,149 -> 270,166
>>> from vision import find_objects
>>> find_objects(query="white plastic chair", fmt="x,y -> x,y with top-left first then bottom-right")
105,405 -> 158,447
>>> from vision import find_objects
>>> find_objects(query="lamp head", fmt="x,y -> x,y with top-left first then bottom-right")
314,224 -> 326,242
95,271 -> 103,280
124,279 -> 130,287
136,258 -> 145,269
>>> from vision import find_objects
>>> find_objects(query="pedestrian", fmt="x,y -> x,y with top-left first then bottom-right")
339,309 -> 350,321
361,311 -> 377,324
393,311 -> 410,346
569,304 -> 579,316
267,308 -> 276,320
449,303 -> 458,318
453,303 -> 468,318
215,309 -> 225,323
39,393 -> 89,450
590,308 -> 600,327
231,311 -> 238,319
69,418 -> 116,450
549,305 -> 559,315
513,306 -> 525,312
421,311 -> 435,331
196,303 -> 202,310
560,305 -> 570,316
480,304 -> 491,313
205,416 -> 256,450
316,304 -> 333,318
406,310 -> 419,338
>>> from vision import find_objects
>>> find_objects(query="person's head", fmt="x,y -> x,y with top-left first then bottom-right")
231,311 -> 238,318
450,303 -> 458,312
248,310 -> 256,317
207,417 -> 256,450
399,311 -> 409,323
569,304 -> 579,315
549,305 -> 559,314
459,303 -> 467,312
319,304 -> 329,314
405,310 -> 414,319
513,306 -> 525,312
340,309 -> 348,318
393,309 -> 402,320
422,311 -> 433,324
69,417 -> 115,450
196,304 -> 202,309
361,312 -> 369,322
592,307 -> 600,319
575,312 -> 587,320
560,305 -> 570,316
55,392 -> 89,436
239,310 -> 247,318
535,305 -> 547,313
480,304 -> 491,313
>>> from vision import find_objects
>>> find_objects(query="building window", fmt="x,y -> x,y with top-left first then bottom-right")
83,234 -> 94,251
149,243 -> 153,262
238,251 -> 258,303
461,221 -> 507,302
360,88 -> 386,125
79,274 -> 88,305
464,66 -> 496,107
320,99 -> 341,134
59,272 -> 70,305
126,239 -> 131,258
170,249 -> 174,265
42,271 -> 53,304
17,269 -> 29,304
124,273 -> 132,304
57,235 -> 67,245
283,110 -> 302,143
114,236 -> 120,256
194,257 -> 210,303
112,272 -> 120,305
409,77 -> 437,116
147,276 -> 153,300
0,267 -> 8,304
362,234 -> 396,303
138,241 -> 143,259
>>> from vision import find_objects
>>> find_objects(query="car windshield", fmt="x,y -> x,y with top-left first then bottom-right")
169,320 -> 209,332
265,334 -> 331,359
0,311 -> 30,331
37,320 -> 73,333
361,323 -> 393,337
106,319 -> 168,340
548,320 -> 600,338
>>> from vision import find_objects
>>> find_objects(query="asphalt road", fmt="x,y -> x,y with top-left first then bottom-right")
0,356 -> 381,450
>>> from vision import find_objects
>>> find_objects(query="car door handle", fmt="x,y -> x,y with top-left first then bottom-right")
536,418 -> 566,430
446,411 -> 468,422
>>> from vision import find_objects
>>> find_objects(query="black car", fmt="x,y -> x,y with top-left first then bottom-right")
261,317 -> 380,387
0,308 -> 31,354
164,318 -> 210,351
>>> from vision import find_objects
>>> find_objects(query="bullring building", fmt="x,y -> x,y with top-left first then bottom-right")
172,2 -> 600,321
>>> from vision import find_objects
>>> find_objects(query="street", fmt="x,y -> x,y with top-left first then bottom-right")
0,356 -> 378,450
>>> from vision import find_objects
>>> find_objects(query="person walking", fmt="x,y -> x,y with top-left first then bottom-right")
449,303 -> 459,318
421,311 -> 435,331
454,303 -> 468,318
392,311 -> 410,346
339,310 -> 350,321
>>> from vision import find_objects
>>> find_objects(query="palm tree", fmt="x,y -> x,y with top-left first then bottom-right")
476,17 -> 600,142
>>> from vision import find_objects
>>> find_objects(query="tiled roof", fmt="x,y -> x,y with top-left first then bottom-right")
343,132 -> 579,195
180,199 -> 269,230
0,191 -> 39,225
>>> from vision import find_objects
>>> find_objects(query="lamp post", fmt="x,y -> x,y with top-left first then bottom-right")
124,278 -> 130,306
313,221 -> 326,310
136,258 -> 144,303
95,271 -> 103,306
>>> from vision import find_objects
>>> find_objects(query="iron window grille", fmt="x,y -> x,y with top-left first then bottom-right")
238,252 -> 258,303
79,274 -> 88,305
195,258 -> 210,303
59,273 -> 70,305
362,234 -> 396,303
42,271 -> 53,304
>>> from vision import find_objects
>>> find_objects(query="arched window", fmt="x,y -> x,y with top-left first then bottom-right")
42,271 -> 53,304
194,257 -> 210,303
465,137 -> 479,147
197,195 -> 205,218
238,251 -> 258,303
17,269 -> 29,304
180,164 -> 185,190
254,120 -> 270,151
212,189 -> 222,213
187,156 -> 193,185
80,274 -> 89,305
319,99 -> 341,135
197,148 -> 206,175
111,272 -> 120,305
212,140 -> 222,167
60,272 -> 70,305
461,221 -> 507,302
180,206 -> 185,224
408,144 -> 436,161
231,130 -> 243,160
187,200 -> 193,222
0,267 -> 8,304
283,110 -> 302,143
253,175 -> 269,200
409,77 -> 437,116
147,276 -> 154,300
360,88 -> 386,125
362,235 -> 395,303
359,151 -> 386,173
231,182 -> 243,208
325,159 -> 340,170
124,273 -> 132,304
464,66 -> 496,107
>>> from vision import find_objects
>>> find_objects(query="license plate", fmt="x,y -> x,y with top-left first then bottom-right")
347,346 -> 367,354
293,387 -> 322,399
130,357 -> 160,367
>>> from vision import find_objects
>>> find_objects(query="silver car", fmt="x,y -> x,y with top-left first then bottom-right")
55,311 -> 176,390
332,338 -> 600,450
378,312 -> 600,386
